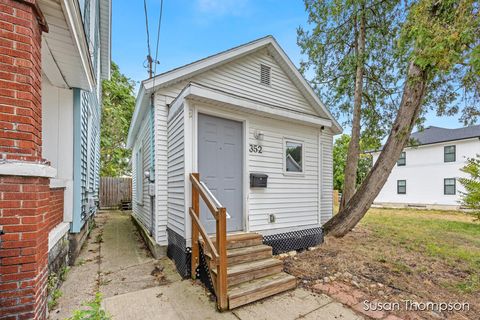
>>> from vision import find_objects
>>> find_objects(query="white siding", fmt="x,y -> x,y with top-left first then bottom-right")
247,115 -> 321,232
373,139 -> 479,206
167,107 -> 185,237
132,115 -> 153,231
151,49 -> 336,243
320,131 -> 333,223
191,49 -> 319,117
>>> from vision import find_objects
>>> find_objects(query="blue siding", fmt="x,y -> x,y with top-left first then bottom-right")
71,0 -> 104,233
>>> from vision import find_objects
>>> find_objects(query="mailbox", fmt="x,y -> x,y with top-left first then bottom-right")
250,173 -> 268,188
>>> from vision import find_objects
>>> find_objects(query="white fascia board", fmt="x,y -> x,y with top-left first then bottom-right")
99,0 -> 112,80
126,85 -> 149,148
175,83 -> 333,128
0,162 -> 57,178
60,0 -> 95,91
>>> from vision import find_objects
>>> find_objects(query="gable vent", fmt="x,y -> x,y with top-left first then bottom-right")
260,64 -> 271,86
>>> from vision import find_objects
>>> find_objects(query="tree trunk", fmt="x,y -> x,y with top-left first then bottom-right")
340,6 -> 366,210
325,62 -> 428,237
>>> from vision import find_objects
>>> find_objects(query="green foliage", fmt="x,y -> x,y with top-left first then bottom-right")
68,293 -> 110,320
100,62 -> 136,177
333,134 -> 377,191
298,0 -> 404,141
458,155 -> 480,221
399,0 -> 480,125
48,289 -> 62,311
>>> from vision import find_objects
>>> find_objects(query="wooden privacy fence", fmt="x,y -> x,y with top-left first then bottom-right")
99,177 -> 132,209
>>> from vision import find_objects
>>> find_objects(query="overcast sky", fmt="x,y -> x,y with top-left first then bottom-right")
112,0 -> 462,131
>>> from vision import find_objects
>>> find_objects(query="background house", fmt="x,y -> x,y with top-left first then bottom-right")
0,1 -> 111,318
372,125 -> 480,209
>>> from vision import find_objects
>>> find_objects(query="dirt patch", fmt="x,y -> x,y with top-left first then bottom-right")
285,225 -> 479,320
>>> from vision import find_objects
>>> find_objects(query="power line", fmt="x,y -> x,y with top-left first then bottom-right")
153,0 -> 164,78
143,0 -> 152,77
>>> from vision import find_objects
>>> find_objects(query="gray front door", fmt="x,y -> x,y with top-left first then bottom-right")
198,113 -> 243,234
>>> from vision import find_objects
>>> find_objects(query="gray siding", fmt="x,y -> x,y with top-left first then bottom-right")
167,108 -> 185,237
132,116 -> 153,232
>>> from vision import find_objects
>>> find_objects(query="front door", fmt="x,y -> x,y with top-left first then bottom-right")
198,113 -> 243,234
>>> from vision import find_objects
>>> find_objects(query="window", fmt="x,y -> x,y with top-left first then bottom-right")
444,145 -> 456,162
444,178 -> 456,195
260,64 -> 271,86
397,151 -> 406,166
397,180 -> 406,194
135,148 -> 143,204
284,140 -> 303,173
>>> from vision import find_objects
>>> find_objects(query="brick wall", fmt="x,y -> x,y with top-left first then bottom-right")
0,0 -> 44,163
0,1 -> 51,319
0,176 -> 50,320
46,188 -> 64,234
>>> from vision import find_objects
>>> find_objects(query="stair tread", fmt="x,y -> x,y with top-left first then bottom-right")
228,272 -> 297,299
212,258 -> 282,276
227,244 -> 271,257
206,232 -> 262,242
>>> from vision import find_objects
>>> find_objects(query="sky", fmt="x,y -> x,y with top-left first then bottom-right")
112,0 -> 463,132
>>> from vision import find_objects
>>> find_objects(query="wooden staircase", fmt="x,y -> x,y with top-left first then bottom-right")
201,233 -> 297,309
189,173 -> 297,311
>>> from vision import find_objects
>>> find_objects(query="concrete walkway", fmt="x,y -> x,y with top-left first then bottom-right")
51,211 -> 363,320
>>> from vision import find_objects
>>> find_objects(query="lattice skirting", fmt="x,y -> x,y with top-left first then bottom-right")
263,227 -> 324,255
166,228 -> 191,278
167,227 -> 324,278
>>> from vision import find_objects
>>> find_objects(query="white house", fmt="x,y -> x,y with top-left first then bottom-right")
372,125 -> 480,209
126,36 -> 341,308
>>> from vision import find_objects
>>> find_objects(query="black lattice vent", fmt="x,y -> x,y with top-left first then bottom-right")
263,227 -> 324,255
166,228 -> 191,278
195,246 -> 216,297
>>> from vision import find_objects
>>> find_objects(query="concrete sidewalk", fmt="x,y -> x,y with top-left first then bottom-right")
51,211 -> 363,320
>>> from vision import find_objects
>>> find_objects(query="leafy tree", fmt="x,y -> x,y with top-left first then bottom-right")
321,0 -> 480,237
298,0 -> 403,209
459,155 -> 480,221
333,134 -> 377,191
100,62 -> 136,177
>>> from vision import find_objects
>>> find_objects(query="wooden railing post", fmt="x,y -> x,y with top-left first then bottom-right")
216,207 -> 228,311
191,173 -> 200,279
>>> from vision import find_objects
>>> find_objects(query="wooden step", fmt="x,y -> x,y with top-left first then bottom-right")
213,258 -> 283,287
228,272 -> 297,309
227,244 -> 272,265
201,232 -> 263,250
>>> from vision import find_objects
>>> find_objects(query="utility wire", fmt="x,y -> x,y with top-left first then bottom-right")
153,0 -> 164,78
143,0 -> 152,76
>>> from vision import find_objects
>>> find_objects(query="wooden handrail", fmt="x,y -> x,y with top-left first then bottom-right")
189,173 -> 228,311
190,174 -> 219,219
189,208 -> 219,261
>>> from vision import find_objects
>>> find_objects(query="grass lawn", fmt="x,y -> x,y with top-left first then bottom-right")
285,207 -> 480,319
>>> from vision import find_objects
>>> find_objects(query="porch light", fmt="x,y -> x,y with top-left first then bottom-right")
254,130 -> 264,141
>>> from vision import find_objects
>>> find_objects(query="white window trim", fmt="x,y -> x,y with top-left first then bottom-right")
283,137 -> 305,176
136,147 -> 144,205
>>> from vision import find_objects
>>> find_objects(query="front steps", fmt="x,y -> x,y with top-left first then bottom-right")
201,232 -> 297,309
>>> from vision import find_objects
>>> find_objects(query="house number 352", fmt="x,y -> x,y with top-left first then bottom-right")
249,144 -> 263,154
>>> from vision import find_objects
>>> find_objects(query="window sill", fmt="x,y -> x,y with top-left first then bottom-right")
283,171 -> 305,177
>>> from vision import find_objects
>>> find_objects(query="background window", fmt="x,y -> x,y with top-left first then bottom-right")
444,145 -> 456,162
285,141 -> 303,173
397,180 -> 406,194
397,151 -> 406,166
444,178 -> 456,195
136,148 -> 143,204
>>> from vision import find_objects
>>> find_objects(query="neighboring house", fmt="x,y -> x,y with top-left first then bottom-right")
127,36 -> 341,297
0,1 -> 111,319
372,125 -> 480,209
